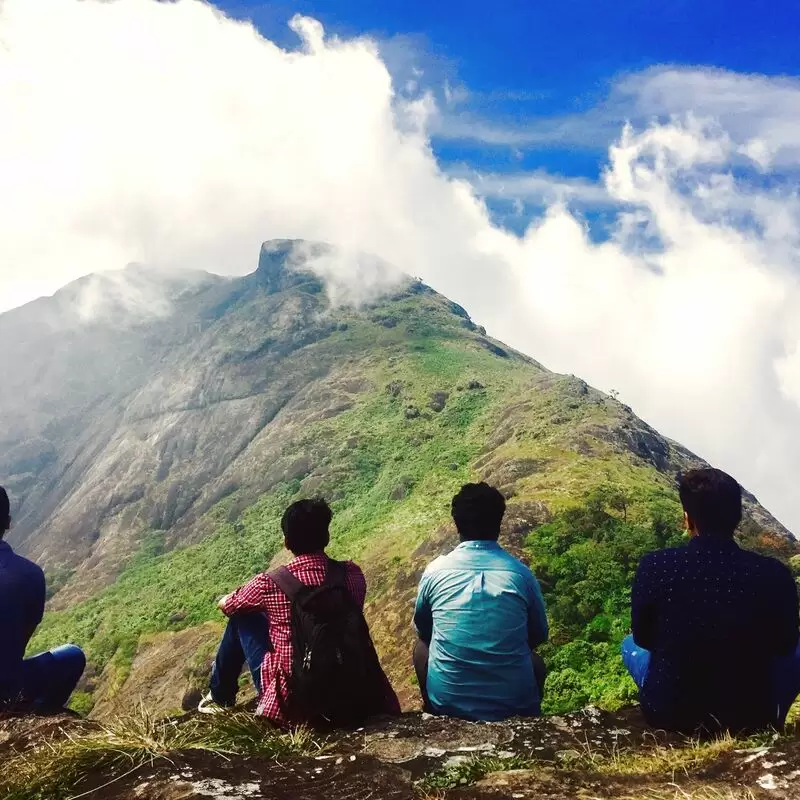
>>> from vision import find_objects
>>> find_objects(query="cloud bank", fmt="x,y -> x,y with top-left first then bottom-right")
2,0 -> 800,531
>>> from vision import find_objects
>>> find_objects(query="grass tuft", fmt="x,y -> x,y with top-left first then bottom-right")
0,707 -> 323,800
585,732 -> 741,777
417,754 -> 536,792
631,788 -> 757,800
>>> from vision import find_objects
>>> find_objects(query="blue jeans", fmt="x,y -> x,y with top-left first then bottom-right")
209,613 -> 271,706
621,634 -> 800,725
1,644 -> 86,710
621,635 -> 652,690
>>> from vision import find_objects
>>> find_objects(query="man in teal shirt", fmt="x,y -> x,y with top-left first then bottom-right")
413,483 -> 549,721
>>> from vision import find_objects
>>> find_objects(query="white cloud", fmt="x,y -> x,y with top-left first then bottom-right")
432,65 -> 800,167
2,0 -> 800,532
455,168 -> 614,208
618,67 -> 800,168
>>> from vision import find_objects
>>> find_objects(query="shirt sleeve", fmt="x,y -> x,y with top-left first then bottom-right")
631,554 -> 657,650
221,573 -> 270,616
413,571 -> 433,644
345,562 -> 367,610
769,563 -> 799,657
526,572 -> 549,649
24,566 -> 46,643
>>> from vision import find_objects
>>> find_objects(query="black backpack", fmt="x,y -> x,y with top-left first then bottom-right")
269,559 -> 387,728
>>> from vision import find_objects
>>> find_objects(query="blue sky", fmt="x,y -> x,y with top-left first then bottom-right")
216,0 -> 800,169
219,1 -> 800,85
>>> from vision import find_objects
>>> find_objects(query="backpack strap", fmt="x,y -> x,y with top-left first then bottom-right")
269,559 -> 347,599
269,566 -> 306,601
324,559 -> 347,588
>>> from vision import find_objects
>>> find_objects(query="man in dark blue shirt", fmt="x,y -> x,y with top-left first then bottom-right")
622,468 -> 800,734
0,487 -> 86,711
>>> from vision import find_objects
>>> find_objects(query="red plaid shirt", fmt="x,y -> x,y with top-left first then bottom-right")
222,552 -> 399,723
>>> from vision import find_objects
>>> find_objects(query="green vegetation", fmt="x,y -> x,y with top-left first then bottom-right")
530,485 -> 686,713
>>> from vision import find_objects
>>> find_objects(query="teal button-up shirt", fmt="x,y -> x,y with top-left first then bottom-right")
413,540 -> 549,721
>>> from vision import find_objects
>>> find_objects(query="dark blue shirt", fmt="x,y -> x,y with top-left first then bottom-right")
632,537 -> 799,733
0,540 -> 46,689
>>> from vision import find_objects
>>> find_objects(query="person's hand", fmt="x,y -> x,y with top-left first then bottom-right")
217,594 -> 231,611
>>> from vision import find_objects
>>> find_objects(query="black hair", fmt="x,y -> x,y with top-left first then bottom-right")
281,498 -> 332,555
678,468 -> 742,538
0,487 -> 9,537
451,482 -> 506,542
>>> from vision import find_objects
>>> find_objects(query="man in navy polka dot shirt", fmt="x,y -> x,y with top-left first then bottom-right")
622,468 -> 800,734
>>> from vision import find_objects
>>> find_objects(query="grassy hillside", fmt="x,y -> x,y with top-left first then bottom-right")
26,265 -> 797,716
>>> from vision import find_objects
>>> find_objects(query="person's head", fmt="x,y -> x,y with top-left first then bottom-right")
281,498 -> 332,555
0,487 -> 9,538
678,468 -> 742,539
451,482 -> 506,542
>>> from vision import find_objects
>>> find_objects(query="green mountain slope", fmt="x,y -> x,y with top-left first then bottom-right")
2,240 -> 795,717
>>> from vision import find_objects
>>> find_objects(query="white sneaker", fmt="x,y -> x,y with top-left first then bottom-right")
197,692 -> 226,715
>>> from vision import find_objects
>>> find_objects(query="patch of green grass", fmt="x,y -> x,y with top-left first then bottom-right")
632,789 -> 757,800
67,690 -> 95,716
586,733 -> 742,777
417,754 -> 537,792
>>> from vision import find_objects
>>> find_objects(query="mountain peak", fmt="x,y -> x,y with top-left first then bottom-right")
255,238 -> 330,294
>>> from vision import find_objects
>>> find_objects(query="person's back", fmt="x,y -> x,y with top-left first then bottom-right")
0,487 -> 85,710
624,469 -> 800,734
413,483 -> 548,721
0,534 -> 46,691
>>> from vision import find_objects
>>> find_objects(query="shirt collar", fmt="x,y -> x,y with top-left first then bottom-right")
688,536 -> 739,552
288,550 -> 328,566
455,540 -> 501,551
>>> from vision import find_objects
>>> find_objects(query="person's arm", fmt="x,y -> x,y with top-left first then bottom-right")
631,554 -> 657,650
413,573 -> 433,645
219,573 -> 269,617
344,562 -> 367,610
769,563 -> 799,657
24,566 -> 46,645
526,573 -> 549,649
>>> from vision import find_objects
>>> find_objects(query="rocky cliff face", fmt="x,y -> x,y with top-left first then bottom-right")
1,240 -> 796,717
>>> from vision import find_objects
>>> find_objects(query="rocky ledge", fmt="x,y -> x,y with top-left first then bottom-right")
1,707 -> 798,799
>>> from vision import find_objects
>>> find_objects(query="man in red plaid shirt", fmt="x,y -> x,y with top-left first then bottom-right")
198,498 -> 399,724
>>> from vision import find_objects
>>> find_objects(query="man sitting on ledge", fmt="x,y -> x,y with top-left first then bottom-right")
0,487 -> 86,712
623,468 -> 800,734
413,482 -> 549,721
200,498 -> 399,727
